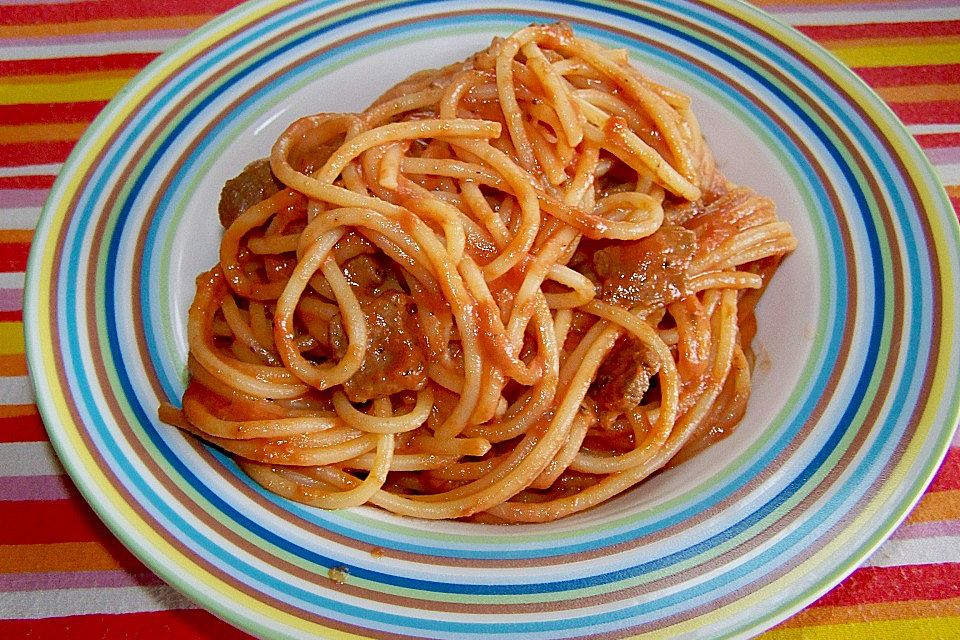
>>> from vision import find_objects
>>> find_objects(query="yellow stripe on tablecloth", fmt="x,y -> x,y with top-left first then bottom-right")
823,38 -> 960,68
0,322 -> 24,357
0,71 -> 135,106
761,614 -> 960,639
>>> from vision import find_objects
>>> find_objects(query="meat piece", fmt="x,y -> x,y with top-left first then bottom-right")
288,141 -> 341,175
589,335 -> 660,415
328,291 -> 428,403
592,223 -> 696,309
217,142 -> 340,229
218,158 -> 284,228
342,254 -> 388,295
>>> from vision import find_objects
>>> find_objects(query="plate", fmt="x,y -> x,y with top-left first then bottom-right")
24,0 -> 960,638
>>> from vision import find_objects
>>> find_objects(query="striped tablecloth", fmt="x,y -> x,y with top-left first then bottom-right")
1,1 -> 957,637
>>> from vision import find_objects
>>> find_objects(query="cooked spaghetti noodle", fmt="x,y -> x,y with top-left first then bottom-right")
160,23 -> 796,522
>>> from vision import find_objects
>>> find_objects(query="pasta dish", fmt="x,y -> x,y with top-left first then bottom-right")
159,23 -> 796,522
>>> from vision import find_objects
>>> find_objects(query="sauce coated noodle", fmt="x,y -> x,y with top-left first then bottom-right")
159,23 -> 796,522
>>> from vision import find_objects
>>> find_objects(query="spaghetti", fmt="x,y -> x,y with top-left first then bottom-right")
160,23 -> 796,522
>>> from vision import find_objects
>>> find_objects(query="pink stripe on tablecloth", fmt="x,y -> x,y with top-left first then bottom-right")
0,189 -> 48,209
0,474 -> 73,501
0,288 -> 23,312
891,518 -> 960,540
0,570 -> 165,591
924,145 -> 960,165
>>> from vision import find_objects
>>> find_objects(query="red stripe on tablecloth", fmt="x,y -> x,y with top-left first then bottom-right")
0,243 -> 30,272
0,310 -> 23,322
0,500 -> 113,544
0,0 -> 247,24
0,141 -> 76,166
812,563 -> 960,608
0,610 -> 254,640
0,101 -> 108,126
853,64 -> 960,88
915,132 -> 960,149
0,175 -> 56,189
0,413 -> 47,443
0,54 -> 158,78
889,100 -> 960,125
797,20 -> 960,41
929,448 -> 960,492
924,146 -> 960,167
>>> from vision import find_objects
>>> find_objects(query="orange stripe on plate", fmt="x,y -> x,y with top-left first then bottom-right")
0,14 -> 213,38
906,489 -> 960,523
0,542 -> 127,573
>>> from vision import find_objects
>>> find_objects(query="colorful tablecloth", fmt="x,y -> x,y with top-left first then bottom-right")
1,1 -> 957,637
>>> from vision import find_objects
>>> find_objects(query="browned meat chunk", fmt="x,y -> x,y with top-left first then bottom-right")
342,254 -> 388,295
328,291 -> 428,403
218,158 -> 284,228
217,143 -> 340,229
592,223 -> 696,309
590,335 -> 660,415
